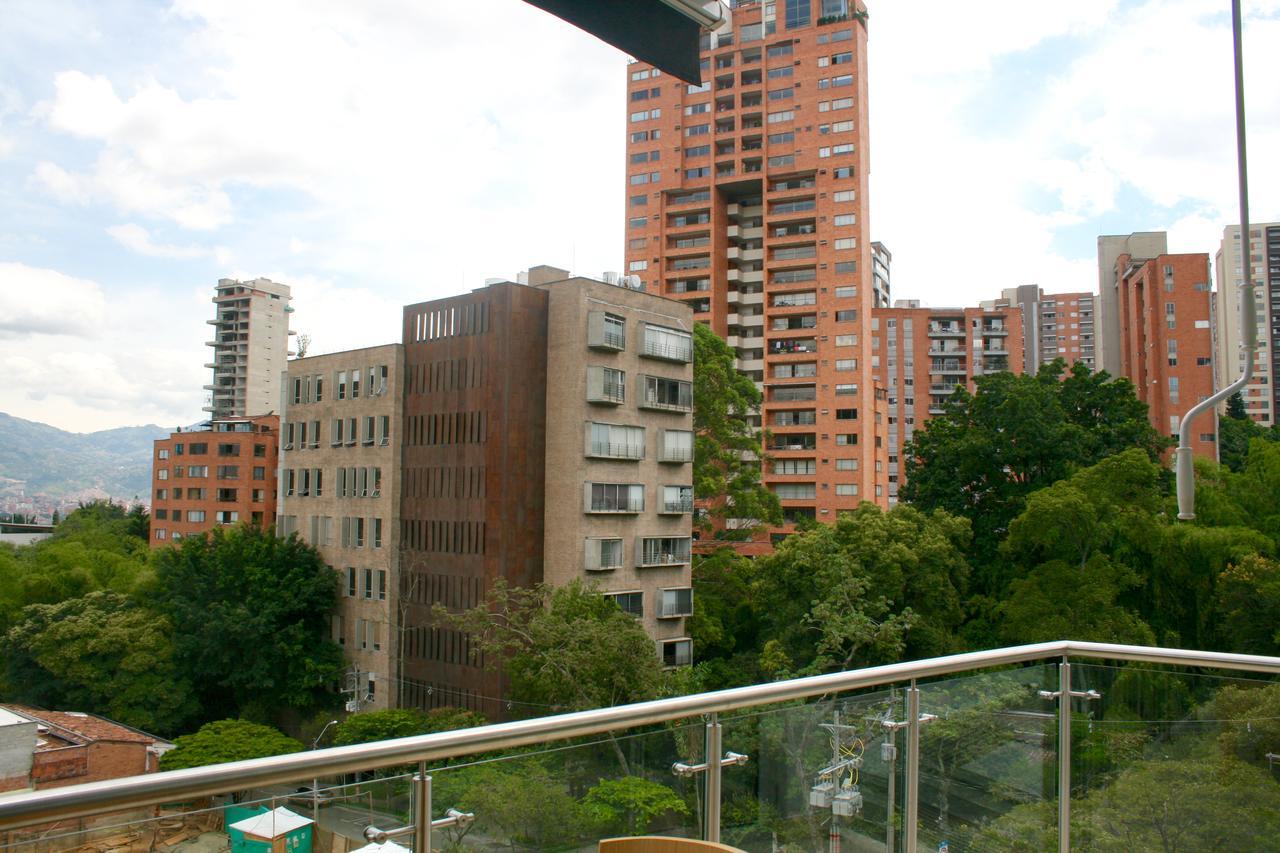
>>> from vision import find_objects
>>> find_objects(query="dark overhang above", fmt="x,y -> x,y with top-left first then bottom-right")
523,0 -> 706,84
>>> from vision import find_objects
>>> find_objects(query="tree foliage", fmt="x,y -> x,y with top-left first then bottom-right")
159,719 -> 303,771
751,503 -> 971,676
1,591 -> 196,734
333,707 -> 485,747
902,361 -> 1166,588
150,525 -> 345,723
692,322 -> 782,531
580,776 -> 689,837
438,579 -> 663,713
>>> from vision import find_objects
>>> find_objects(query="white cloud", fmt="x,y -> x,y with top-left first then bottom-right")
0,263 -> 208,429
106,222 -> 228,261
0,262 -> 106,336
870,0 -> 1280,304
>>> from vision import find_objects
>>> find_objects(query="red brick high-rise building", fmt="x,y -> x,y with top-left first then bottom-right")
872,303 -> 1025,504
1112,252 -> 1217,459
624,0 -> 877,527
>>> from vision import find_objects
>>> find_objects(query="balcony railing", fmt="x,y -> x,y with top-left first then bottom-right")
3,642 -> 1277,853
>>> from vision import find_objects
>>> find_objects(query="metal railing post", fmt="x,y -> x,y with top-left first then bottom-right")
905,681 -> 920,853
413,763 -> 431,853
1058,659 -> 1071,853
704,713 -> 723,843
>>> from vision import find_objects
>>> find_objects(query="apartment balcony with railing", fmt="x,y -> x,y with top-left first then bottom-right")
5,642 -> 1275,853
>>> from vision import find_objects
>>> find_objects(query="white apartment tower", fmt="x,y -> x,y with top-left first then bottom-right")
204,278 -> 295,418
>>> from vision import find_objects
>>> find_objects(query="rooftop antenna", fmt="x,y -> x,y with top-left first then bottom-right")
1175,0 -> 1254,520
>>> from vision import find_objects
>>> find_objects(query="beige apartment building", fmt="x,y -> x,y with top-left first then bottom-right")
1214,223 -> 1280,425
204,278 -> 295,418
536,267 -> 695,658
277,344 -> 404,711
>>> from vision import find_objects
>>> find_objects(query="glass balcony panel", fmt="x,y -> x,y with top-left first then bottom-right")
916,665 -> 1058,850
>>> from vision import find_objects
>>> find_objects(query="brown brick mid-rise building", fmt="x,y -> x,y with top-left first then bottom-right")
872,302 -> 1025,504
150,415 -> 279,547
624,0 -> 878,527
395,269 -> 693,717
1113,252 -> 1217,459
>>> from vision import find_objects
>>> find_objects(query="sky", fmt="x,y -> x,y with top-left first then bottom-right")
1,0 -> 1278,433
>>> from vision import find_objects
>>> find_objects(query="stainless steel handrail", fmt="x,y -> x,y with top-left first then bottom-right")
1,640 -> 1277,830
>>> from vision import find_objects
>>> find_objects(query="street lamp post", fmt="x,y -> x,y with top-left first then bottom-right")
311,720 -> 339,822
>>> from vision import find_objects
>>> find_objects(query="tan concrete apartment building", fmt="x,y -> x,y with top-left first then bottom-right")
624,1 -> 880,527
277,344 -> 404,711
982,286 -> 1097,373
1214,222 -> 1280,425
537,267 -> 695,662
150,415 -> 279,547
204,278 -> 294,418
872,302 -> 1025,504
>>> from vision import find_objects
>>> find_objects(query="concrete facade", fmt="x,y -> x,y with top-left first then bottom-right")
872,303 -> 1026,504
534,268 -> 694,658
1114,252 -> 1217,459
204,278 -> 294,418
277,344 -> 404,711
624,1 -> 880,530
1214,222 -> 1280,425
150,415 -> 279,547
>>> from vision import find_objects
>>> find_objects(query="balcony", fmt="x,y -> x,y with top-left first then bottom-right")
4,642 -> 1274,853
927,325 -> 965,338
589,441 -> 644,461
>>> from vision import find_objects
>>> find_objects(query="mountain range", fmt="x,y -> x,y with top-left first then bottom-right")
0,412 -> 170,501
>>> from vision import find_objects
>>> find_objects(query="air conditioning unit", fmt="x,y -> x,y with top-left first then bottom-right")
345,700 -> 359,713
602,271 -> 620,285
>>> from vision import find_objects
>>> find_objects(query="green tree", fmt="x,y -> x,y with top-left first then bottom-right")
1215,555 -> 1280,656
581,776 -> 690,836
998,557 -> 1154,646
1,591 -> 196,734
159,719 -> 303,771
333,707 -> 485,746
902,362 -> 1165,590
688,548 -> 758,663
438,579 -> 663,772
1227,391 -> 1247,420
752,503 -> 971,675
692,322 -> 782,532
443,762 -> 585,850
150,525 -> 345,724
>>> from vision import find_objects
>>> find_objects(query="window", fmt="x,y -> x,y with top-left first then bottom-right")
660,588 -> 693,618
767,110 -> 795,124
373,518 -> 383,548
835,484 -> 859,496
630,194 -> 648,207
586,538 -> 625,571
155,529 -> 166,540
642,324 -> 693,361
331,418 -> 343,446
639,537 -> 692,566
833,166 -> 853,179
685,123 -> 710,137
345,567 -> 357,597
588,366 -> 627,404
835,433 -> 858,445
660,429 -> 694,463
188,442 -> 207,454
187,509 -> 206,522
834,238 -> 857,250
363,416 -> 376,446
768,87 -> 793,101
158,448 -> 169,460
836,408 -> 857,420
835,458 -> 858,471
609,591 -> 644,618
217,443 -> 239,456
835,309 -> 857,322
684,144 -> 710,158
589,422 -> 645,459
834,213 -> 856,226
774,458 -> 816,474
785,0 -> 810,28
774,483 -> 816,500
215,510 -> 238,524
662,485 -> 694,514
363,567 -> 374,599
155,488 -> 167,500
586,483 -> 645,513
641,375 -> 693,412
768,154 -> 795,168
157,468 -> 169,480
768,130 -> 795,144
1169,376 -> 1180,405
662,639 -> 693,667
767,43 -> 794,58
188,466 -> 208,477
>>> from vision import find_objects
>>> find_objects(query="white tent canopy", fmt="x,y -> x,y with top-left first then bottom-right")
349,841 -> 412,853
228,807 -> 314,839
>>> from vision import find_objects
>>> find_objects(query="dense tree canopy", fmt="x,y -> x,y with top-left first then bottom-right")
159,719 -> 303,771
150,525 -> 345,723
902,361 -> 1166,587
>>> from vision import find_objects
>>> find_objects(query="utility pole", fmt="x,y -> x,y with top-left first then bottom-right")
344,665 -> 366,713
